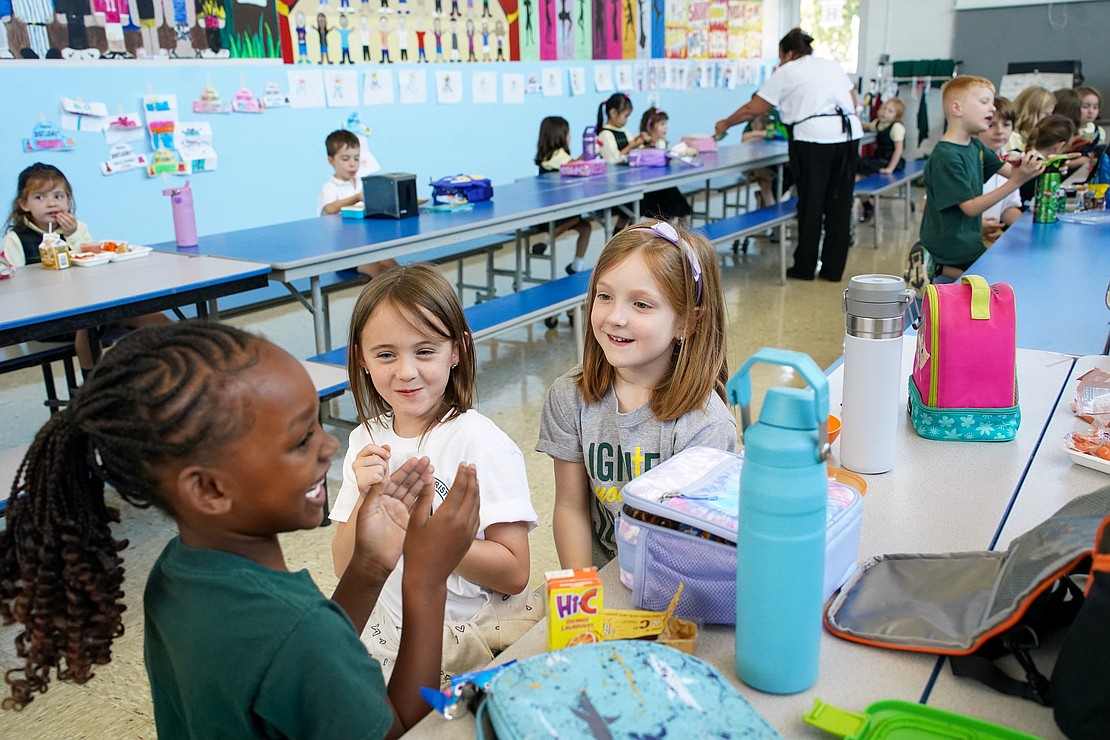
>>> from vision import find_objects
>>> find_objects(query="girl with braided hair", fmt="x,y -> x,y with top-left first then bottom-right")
0,323 -> 480,739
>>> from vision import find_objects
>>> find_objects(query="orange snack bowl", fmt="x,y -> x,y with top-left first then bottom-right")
827,415 -> 841,445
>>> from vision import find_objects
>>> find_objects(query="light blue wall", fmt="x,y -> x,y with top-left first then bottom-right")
0,61 -> 758,246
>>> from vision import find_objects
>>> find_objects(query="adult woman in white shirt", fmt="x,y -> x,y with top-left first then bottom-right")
715,28 -> 863,282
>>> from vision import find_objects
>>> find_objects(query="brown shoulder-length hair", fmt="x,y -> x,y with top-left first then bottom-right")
577,222 -> 728,420
346,263 -> 475,436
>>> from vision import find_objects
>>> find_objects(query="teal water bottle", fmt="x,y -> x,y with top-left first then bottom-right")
727,348 -> 830,694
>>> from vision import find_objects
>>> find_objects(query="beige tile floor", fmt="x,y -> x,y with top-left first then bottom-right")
0,192 -> 917,737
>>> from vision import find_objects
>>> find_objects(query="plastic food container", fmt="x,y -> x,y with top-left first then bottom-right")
71,252 -> 111,267
804,697 -> 1039,739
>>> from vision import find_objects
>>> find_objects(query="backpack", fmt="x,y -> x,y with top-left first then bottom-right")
825,487 -> 1110,736
474,640 -> 779,739
429,174 -> 493,206
909,275 -> 1020,441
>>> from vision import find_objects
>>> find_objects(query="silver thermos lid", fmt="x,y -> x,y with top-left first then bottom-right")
842,274 -> 915,339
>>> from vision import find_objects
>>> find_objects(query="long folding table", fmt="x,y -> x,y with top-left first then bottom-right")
402,338 -> 1077,738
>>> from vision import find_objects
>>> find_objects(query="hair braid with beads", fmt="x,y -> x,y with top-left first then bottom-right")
0,322 -> 259,710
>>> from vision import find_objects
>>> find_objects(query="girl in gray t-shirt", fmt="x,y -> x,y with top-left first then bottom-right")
537,221 -> 737,567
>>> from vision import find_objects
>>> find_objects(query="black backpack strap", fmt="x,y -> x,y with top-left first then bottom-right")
949,577 -> 1085,707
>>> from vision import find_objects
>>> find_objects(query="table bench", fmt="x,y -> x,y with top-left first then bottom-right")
0,341 -> 78,415
694,197 -> 799,284
175,234 -> 509,323
306,269 -> 594,377
855,159 -> 926,247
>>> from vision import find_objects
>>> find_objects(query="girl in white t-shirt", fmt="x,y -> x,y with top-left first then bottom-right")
330,264 -> 540,684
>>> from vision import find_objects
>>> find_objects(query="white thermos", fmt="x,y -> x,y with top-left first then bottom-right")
840,275 -> 915,474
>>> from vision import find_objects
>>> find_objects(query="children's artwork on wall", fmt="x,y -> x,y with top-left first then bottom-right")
288,70 -> 326,108
174,122 -> 218,173
502,73 -> 525,104
59,98 -> 110,132
6,0 -> 280,62
344,113 -> 382,176
363,71 -> 396,106
472,72 -> 498,104
593,64 -> 614,92
435,71 -> 463,104
541,67 -> 564,97
398,70 -> 429,104
22,120 -> 76,153
525,72 -> 541,94
262,83 -> 291,108
325,70 -> 359,107
99,144 -> 149,176
278,0 -> 517,66
634,61 -> 647,91
146,147 -> 189,177
648,60 -> 665,90
143,94 -> 180,151
232,87 -> 265,113
569,67 -> 587,96
193,86 -> 232,114
104,113 -> 146,145
614,64 -> 633,91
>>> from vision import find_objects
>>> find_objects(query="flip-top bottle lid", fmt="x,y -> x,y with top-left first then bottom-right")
843,274 -> 913,319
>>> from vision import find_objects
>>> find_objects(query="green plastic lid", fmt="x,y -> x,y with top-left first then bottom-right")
803,698 -> 1040,740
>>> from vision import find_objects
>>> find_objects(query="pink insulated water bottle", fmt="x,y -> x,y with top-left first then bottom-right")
582,126 -> 598,160
163,180 -> 198,249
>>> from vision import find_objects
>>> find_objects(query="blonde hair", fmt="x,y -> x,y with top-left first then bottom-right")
577,222 -> 728,420
1012,86 -> 1056,141
941,75 -> 995,111
346,264 -> 475,437
883,98 -> 906,123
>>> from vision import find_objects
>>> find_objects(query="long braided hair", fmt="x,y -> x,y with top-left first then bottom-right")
0,322 -> 259,710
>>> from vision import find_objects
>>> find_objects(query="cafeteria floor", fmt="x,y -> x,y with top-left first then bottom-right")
0,191 -> 917,738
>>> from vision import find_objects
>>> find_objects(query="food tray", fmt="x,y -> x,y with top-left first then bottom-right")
71,252 -> 111,267
108,246 -> 152,262
1065,446 -> 1110,475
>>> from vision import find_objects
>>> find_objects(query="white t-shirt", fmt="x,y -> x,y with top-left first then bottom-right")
331,410 -> 539,624
756,55 -> 863,144
317,175 -> 361,216
982,172 -> 1021,221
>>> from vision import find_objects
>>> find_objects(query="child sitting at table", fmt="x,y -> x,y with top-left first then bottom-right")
978,96 -> 1023,243
537,221 -> 735,568
3,163 -> 170,372
317,129 -> 398,279
1017,114 -> 1077,209
912,76 -> 1043,286
330,265 -> 541,684
0,322 -> 480,736
741,110 -> 790,208
533,116 -> 594,272
636,107 -> 693,223
856,98 -> 906,223
1006,85 -> 1056,153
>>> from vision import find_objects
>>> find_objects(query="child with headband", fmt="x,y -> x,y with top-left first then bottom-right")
537,221 -> 736,568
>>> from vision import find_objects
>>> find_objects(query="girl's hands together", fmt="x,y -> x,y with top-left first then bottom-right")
403,463 -> 480,585
351,455 -> 434,580
353,443 -> 391,497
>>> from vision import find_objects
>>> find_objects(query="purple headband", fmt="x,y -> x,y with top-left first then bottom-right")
630,221 -> 703,304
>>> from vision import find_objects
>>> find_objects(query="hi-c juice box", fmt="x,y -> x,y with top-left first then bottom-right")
545,567 -> 604,650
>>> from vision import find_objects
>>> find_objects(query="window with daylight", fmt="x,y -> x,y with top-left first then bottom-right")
800,0 -> 861,73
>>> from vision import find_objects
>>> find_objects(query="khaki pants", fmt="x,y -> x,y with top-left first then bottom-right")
360,587 -> 545,686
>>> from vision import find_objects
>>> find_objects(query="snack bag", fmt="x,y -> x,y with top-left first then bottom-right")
1073,368 -> 1110,428
0,250 -> 12,279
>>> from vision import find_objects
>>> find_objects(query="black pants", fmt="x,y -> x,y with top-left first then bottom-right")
788,138 -> 859,281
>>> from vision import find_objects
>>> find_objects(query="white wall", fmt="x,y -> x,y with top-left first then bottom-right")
856,0 -> 958,159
